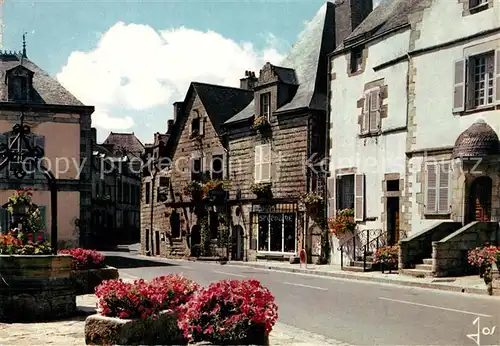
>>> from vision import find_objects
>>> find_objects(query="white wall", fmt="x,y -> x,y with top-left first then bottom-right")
329,31 -> 410,263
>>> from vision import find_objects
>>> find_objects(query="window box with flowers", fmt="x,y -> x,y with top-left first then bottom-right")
250,182 -> 272,199
252,115 -> 271,133
203,180 -> 229,202
373,245 -> 399,273
300,192 -> 323,216
58,248 -> 119,295
86,274 -> 198,345
0,188 -> 77,322
328,208 -> 356,239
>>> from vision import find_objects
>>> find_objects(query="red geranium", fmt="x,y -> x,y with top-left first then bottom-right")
468,246 -> 500,267
328,208 -> 356,237
178,279 -> 278,344
59,248 -> 105,270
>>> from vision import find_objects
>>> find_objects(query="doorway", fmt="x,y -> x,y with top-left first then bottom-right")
231,225 -> 244,261
190,225 -> 201,257
468,176 -> 492,222
387,197 -> 400,246
170,211 -> 181,238
155,231 -> 160,255
145,229 -> 150,252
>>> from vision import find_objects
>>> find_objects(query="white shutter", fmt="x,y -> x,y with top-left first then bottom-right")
254,146 -> 262,182
495,50 -> 500,104
361,93 -> 369,134
354,173 -> 364,221
261,145 -> 271,181
222,151 -> 227,180
453,59 -> 466,112
438,162 -> 451,214
327,177 -> 336,219
199,117 -> 205,136
369,88 -> 381,132
425,163 -> 438,214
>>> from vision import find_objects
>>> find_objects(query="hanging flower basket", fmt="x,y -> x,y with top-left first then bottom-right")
328,208 -> 355,238
250,182 -> 272,199
252,116 -> 271,133
299,193 -> 323,216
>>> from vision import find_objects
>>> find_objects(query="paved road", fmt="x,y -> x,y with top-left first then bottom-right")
103,252 -> 500,346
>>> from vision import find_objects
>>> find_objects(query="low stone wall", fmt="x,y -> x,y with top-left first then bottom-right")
0,254 -> 76,322
85,311 -> 186,345
432,222 -> 499,277
72,266 -> 119,295
399,221 -> 462,270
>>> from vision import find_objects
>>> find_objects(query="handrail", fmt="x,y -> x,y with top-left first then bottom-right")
363,229 -> 386,271
338,228 -> 372,270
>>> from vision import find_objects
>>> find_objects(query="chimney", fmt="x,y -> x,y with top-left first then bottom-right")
335,0 -> 373,46
91,127 -> 97,143
167,119 -> 174,133
173,101 -> 184,122
240,70 -> 258,90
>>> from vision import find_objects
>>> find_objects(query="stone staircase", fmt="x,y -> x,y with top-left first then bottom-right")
401,258 -> 433,277
168,239 -> 187,258
342,254 -> 378,272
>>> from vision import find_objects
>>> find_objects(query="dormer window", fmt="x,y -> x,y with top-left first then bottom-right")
6,65 -> 34,102
260,92 -> 270,120
350,47 -> 363,73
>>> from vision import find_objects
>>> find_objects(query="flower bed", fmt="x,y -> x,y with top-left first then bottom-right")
59,248 -> 119,295
373,245 -> 399,273
178,279 -> 278,345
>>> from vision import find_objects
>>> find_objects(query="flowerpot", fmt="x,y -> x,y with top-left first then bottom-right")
85,311 -> 186,345
480,263 -> 487,278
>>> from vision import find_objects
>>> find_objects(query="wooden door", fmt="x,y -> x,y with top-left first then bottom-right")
469,177 -> 492,222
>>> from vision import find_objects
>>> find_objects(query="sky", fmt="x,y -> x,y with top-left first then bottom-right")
3,0 -> 379,144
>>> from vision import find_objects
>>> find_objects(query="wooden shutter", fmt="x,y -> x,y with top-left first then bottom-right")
495,50 -> 500,104
438,162 -> 451,214
0,133 -> 6,178
199,117 -> 205,136
361,93 -> 369,134
453,59 -> 466,112
369,88 -> 381,133
327,177 -> 336,218
425,163 -> 438,214
39,206 -> 47,231
261,145 -> 271,181
354,173 -> 364,221
222,151 -> 227,180
254,146 -> 262,182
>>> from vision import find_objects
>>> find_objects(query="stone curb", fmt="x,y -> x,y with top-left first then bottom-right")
233,262 -> 490,296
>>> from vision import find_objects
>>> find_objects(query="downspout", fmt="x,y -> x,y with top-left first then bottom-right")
304,115 -> 311,261
149,158 -> 158,255
323,55 -> 332,263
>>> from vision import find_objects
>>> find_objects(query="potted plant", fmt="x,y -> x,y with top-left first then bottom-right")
300,192 -> 323,215
203,180 -> 226,201
328,208 -> 355,238
373,245 -> 399,273
250,182 -> 272,199
252,115 -> 271,133
468,245 -> 500,278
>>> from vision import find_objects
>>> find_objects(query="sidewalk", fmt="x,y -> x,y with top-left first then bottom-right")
0,294 -> 348,346
228,260 -> 491,296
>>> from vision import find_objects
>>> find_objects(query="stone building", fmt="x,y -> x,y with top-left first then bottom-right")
89,130 -> 143,248
328,0 -> 500,276
223,0 -> 373,263
0,48 -> 94,248
140,83 -> 253,258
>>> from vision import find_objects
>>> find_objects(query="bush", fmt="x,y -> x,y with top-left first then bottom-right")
95,275 -> 198,320
178,279 -> 278,344
59,248 -> 105,270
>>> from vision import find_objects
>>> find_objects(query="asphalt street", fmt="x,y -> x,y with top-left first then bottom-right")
103,251 -> 500,346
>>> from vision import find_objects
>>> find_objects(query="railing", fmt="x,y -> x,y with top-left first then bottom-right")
338,228 -> 384,271
363,230 -> 388,271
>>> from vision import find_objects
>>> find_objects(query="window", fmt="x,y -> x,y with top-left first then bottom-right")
425,162 -> 451,215
360,87 -> 381,135
336,173 -> 365,221
469,0 -> 488,9
191,158 -> 202,181
8,76 -> 29,101
6,133 -> 42,179
212,154 -> 223,180
191,117 -> 200,135
387,179 -> 400,192
254,145 -> 271,182
257,213 -> 296,253
260,93 -> 271,120
159,176 -> 170,187
453,51 -> 499,112
145,182 -> 150,204
350,47 -> 363,73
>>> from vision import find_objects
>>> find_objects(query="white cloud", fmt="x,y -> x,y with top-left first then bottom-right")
57,22 -> 285,139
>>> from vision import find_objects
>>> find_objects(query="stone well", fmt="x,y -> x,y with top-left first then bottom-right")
0,254 -> 76,322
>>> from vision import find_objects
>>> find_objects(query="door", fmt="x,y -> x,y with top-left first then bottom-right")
170,211 -> 181,238
387,197 -> 400,246
231,225 -> 244,261
155,231 -> 160,255
190,225 -> 201,257
468,176 -> 492,222
145,229 -> 150,252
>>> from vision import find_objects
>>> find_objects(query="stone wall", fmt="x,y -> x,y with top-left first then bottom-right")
399,221 -> 462,269
432,222 -> 499,277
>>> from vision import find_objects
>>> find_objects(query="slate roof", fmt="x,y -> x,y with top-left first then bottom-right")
103,132 -> 145,156
225,1 -> 336,124
0,52 -> 84,106
452,119 -> 500,159
334,0 -> 428,52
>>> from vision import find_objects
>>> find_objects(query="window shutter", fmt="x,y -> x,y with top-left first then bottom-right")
369,88 -> 381,132
438,162 -> 451,214
495,50 -> 500,104
199,117 -> 205,136
327,177 -> 336,219
453,59 -> 466,112
39,206 -> 47,231
335,177 -> 342,211
354,173 -> 364,221
361,93 -> 369,134
222,151 -> 227,180
261,145 -> 271,181
189,119 -> 193,134
0,133 -> 7,178
425,163 -> 438,214
254,146 -> 262,182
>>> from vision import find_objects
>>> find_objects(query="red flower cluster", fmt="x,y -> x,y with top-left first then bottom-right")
0,229 -> 52,255
328,208 -> 356,237
95,275 -> 198,320
59,248 -> 105,270
373,245 -> 399,264
468,245 -> 500,267
178,279 -> 278,344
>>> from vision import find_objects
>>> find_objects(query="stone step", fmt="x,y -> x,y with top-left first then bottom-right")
401,268 -> 433,278
415,264 -> 432,271
423,258 -> 433,265
355,256 -> 374,262
342,266 -> 366,273
351,260 -> 375,268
